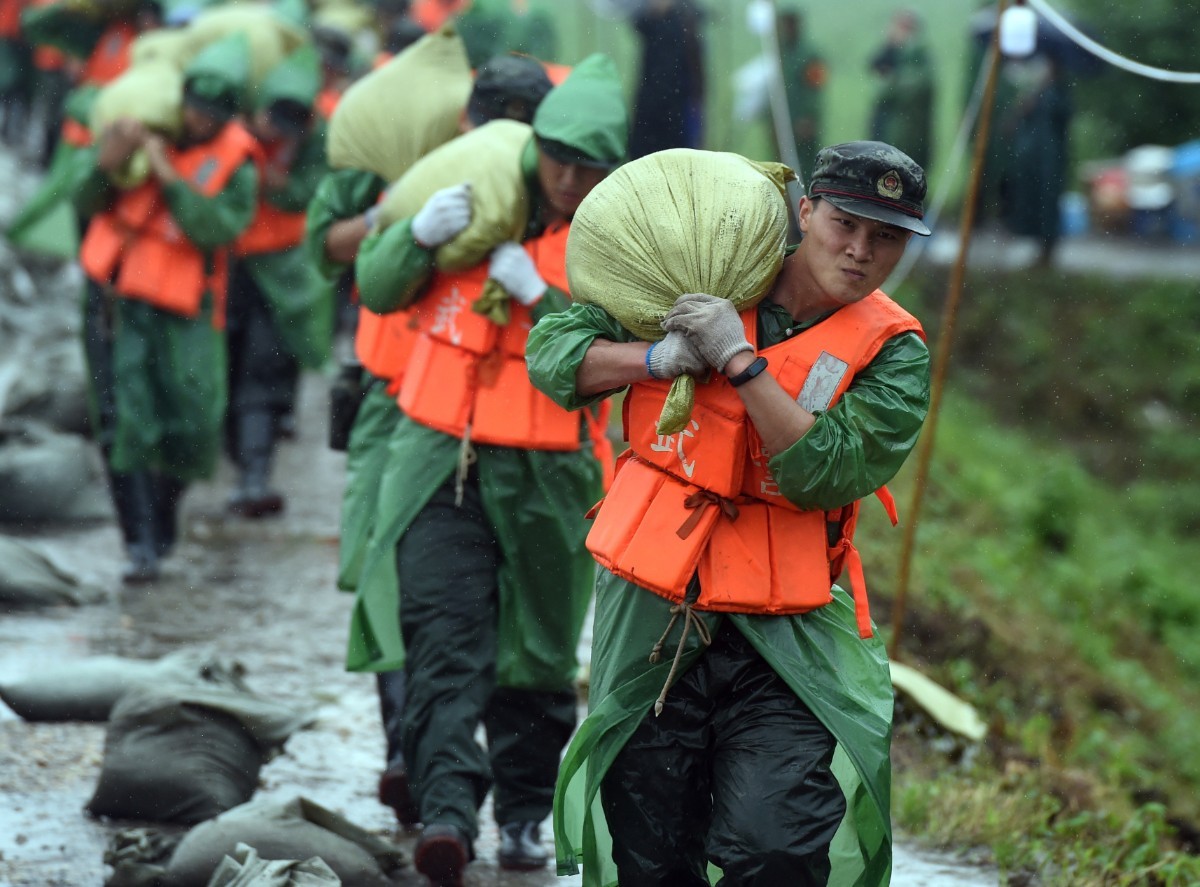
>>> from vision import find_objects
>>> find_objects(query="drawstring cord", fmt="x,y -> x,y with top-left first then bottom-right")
648,601 -> 712,717
454,423 -> 477,507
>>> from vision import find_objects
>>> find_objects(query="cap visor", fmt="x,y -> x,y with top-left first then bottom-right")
182,94 -> 237,123
822,194 -> 931,236
536,137 -> 617,170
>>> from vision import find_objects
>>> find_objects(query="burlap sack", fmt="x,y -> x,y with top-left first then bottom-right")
183,5 -> 308,87
377,118 -> 531,272
89,60 -> 184,188
565,148 -> 795,433
326,25 -> 471,182
129,28 -> 194,70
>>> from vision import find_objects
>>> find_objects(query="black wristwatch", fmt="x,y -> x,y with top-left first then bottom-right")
727,355 -> 768,388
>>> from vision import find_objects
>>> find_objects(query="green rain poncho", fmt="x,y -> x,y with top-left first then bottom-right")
239,45 -> 332,370
524,298 -> 931,886
345,53 -> 628,683
304,167 -> 389,594
74,33 -> 258,480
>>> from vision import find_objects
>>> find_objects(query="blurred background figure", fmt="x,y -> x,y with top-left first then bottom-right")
776,3 -> 825,169
868,8 -> 933,171
456,0 -> 558,68
628,0 -> 705,158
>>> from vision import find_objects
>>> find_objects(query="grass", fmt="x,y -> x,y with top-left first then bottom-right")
856,265 -> 1200,883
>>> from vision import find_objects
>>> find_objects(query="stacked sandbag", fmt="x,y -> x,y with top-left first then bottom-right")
378,118 -> 532,270
86,680 -> 316,825
0,650 -> 239,721
326,25 -> 472,182
207,842 -> 341,887
565,148 -> 795,433
0,535 -> 106,609
163,797 -> 404,886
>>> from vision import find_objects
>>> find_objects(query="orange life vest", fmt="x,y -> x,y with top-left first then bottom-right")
79,122 -> 259,325
586,292 -> 924,637
61,116 -> 92,148
233,139 -> 308,257
315,87 -> 340,120
79,20 -> 133,86
0,0 -> 22,40
398,223 -> 613,458
355,303 -> 420,396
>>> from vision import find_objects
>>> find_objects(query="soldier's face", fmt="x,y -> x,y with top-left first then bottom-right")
182,106 -> 224,144
536,151 -> 607,221
797,197 -> 911,305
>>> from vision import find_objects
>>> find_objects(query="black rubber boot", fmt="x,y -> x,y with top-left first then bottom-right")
376,670 -> 418,827
109,471 -> 160,584
497,821 -> 549,871
228,410 -> 284,518
152,474 -> 187,557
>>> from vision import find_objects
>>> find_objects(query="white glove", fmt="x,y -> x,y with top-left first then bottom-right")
411,182 -> 472,248
662,292 -> 754,373
488,241 -> 547,306
647,330 -> 708,380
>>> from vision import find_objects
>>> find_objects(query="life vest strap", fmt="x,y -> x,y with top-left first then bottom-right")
676,489 -> 740,540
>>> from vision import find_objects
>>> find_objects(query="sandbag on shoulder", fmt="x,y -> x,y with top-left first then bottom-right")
0,649 -> 239,722
326,25 -> 472,182
565,148 -> 794,434
87,681 -> 316,825
165,797 -> 404,887
89,60 -> 184,189
377,117 -> 531,272
183,5 -> 308,87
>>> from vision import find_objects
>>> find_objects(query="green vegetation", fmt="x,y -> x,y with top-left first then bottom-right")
871,267 -> 1200,884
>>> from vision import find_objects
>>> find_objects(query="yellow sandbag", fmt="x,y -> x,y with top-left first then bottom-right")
183,5 -> 308,86
378,118 -> 531,273
89,60 -> 184,189
566,148 -> 795,434
129,28 -> 195,70
312,1 -> 374,36
326,25 -> 472,182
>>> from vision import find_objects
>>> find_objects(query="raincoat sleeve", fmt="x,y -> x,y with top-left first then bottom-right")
303,167 -> 386,283
71,148 -> 112,219
354,217 -> 436,314
526,300 -> 637,411
768,330 -> 930,510
263,127 -> 328,213
162,162 -> 259,250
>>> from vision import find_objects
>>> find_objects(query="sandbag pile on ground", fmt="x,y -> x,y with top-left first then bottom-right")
0,650 -> 241,721
0,535 -> 105,608
327,25 -> 472,182
565,148 -> 795,434
162,797 -> 404,886
207,842 -> 342,887
0,418 -> 112,524
87,679 -> 316,825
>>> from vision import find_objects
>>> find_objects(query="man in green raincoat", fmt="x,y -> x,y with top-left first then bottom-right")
305,52 -> 554,833
224,46 -> 331,517
350,53 -> 626,886
74,33 -> 258,583
777,5 -> 826,171
525,141 -> 932,886
868,9 -> 934,171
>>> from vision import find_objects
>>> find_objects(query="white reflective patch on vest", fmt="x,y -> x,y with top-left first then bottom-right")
650,419 -> 700,479
797,351 -> 849,413
431,284 -> 466,346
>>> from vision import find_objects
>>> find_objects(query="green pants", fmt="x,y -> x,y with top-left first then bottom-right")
397,471 -> 575,840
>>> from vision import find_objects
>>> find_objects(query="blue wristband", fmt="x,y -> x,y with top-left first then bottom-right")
645,342 -> 658,379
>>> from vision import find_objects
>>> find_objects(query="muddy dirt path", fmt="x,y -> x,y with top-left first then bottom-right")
0,372 -> 997,887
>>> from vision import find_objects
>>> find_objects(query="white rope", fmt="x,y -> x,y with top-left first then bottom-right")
1028,0 -> 1200,84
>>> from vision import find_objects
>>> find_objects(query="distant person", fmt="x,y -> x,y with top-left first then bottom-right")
629,0 -> 706,158
868,8 -> 934,170
75,35 -> 259,583
776,4 -> 826,170
456,0 -> 558,68
999,54 -> 1072,265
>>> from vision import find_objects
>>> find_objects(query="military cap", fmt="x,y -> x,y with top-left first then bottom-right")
808,140 -> 930,235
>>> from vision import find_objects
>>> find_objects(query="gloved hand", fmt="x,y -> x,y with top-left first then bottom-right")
661,292 -> 753,373
647,330 -> 708,380
488,241 -> 546,306
411,182 -> 473,248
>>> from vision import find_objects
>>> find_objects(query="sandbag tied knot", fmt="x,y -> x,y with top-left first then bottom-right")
453,425 -> 478,508
676,489 -> 739,540
648,602 -> 713,717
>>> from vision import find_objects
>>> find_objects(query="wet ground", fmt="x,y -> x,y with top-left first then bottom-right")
0,371 -> 1001,887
